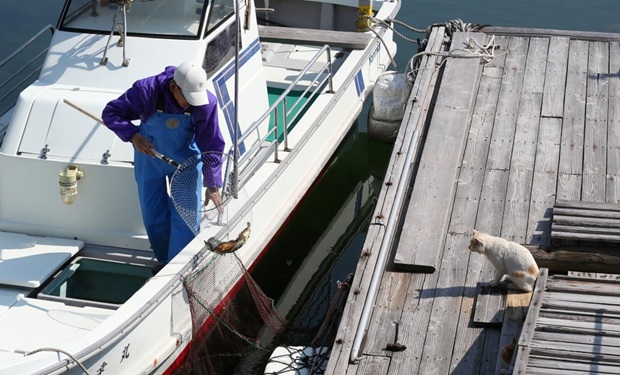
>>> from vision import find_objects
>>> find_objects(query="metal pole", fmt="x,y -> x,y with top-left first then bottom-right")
231,0 -> 241,197
349,129 -> 419,363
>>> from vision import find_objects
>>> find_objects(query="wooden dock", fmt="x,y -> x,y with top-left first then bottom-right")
326,24 -> 620,375
514,268 -> 620,374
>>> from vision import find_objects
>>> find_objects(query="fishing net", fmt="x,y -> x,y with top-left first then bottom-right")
173,251 -> 288,375
169,150 -> 285,374
169,151 -> 353,374
170,151 -> 249,236
172,251 -> 353,375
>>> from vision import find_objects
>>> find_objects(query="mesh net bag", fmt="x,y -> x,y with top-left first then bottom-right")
168,151 -> 352,374
170,151 -> 247,235
173,252 -> 287,375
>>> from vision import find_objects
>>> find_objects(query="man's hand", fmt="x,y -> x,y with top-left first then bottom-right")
205,188 -> 223,213
131,133 -> 155,157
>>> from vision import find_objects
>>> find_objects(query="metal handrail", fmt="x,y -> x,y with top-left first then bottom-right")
232,44 -> 334,190
0,25 -> 55,119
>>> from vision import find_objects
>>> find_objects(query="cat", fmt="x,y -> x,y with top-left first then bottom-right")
468,229 -> 539,292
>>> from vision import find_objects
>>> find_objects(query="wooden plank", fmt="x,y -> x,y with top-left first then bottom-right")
473,283 -> 506,326
557,39 -> 588,200
528,245 -> 620,274
355,355 -> 390,375
607,42 -> 620,202
513,268 -> 548,374
530,339 -> 620,359
257,25 -> 371,49
568,272 -> 620,280
548,273 -> 620,287
534,330 -> 620,347
449,35 -> 511,375
363,28 -> 449,375
540,309 -> 620,322
536,317 -> 620,336
541,37 -> 569,117
557,174 -> 582,201
487,36 -> 529,171
469,37 -> 528,239
495,290 -> 532,375
551,229 -> 620,242
530,345 -> 620,363
553,207 -> 620,219
527,357 -> 620,375
416,234 -> 474,375
544,292 -> 620,308
552,224 -> 620,235
363,272 -> 417,356
582,41 -> 609,202
502,38 -> 547,242
480,328 -> 502,375
325,26 -> 447,375
393,31 -> 485,272
371,30 -> 449,375
550,201 -> 620,242
527,117 -> 561,245
552,215 -> 620,227
448,34 -> 509,235
482,26 -> 620,42
554,199 -> 620,211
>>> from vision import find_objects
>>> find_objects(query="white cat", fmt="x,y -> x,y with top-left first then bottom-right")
468,229 -> 539,292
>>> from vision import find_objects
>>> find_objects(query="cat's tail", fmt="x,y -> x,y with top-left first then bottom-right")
509,266 -> 539,292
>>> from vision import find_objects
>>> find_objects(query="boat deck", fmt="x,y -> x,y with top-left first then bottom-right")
326,25 -> 620,375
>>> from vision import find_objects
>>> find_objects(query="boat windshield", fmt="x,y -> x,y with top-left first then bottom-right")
59,0 -> 210,38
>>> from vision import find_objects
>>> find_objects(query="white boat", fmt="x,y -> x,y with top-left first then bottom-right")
0,0 -> 400,373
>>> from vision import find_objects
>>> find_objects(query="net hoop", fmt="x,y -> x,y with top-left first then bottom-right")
170,151 -> 248,234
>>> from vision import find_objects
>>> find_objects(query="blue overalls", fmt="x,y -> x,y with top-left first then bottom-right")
134,103 -> 202,263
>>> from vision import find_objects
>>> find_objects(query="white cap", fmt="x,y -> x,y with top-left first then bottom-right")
173,62 -> 209,106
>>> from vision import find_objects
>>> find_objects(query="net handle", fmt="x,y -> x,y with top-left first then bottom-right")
63,98 -> 180,167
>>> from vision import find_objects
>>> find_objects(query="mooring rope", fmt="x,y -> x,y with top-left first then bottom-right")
362,16 -> 498,79
416,34 -> 500,64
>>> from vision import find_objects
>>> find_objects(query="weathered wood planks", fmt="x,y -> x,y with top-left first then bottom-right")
551,199 -> 620,242
327,25 -> 620,375
514,269 -> 620,374
257,25 -> 371,49
473,283 -> 506,326
324,26 -> 448,375
392,31 -> 486,273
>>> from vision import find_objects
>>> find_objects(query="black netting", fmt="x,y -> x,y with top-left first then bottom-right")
174,253 -> 287,375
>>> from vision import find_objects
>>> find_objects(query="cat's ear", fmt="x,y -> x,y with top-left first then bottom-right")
471,237 -> 482,246
473,229 -> 480,236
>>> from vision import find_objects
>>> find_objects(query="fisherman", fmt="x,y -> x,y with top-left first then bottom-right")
102,62 -> 225,269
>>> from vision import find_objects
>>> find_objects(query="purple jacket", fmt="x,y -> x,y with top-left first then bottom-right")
102,66 -> 225,157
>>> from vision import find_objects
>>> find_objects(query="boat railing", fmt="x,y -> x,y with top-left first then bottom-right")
0,25 -> 55,120
233,44 -> 334,191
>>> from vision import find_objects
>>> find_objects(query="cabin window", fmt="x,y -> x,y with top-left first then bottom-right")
206,0 -> 235,34
60,0 -> 209,38
204,22 -> 237,76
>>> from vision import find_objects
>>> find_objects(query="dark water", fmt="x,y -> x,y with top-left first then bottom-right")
4,0 -> 620,372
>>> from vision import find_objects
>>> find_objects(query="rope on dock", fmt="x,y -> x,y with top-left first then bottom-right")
423,35 -> 500,64
365,17 -> 489,46
362,16 -> 498,83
